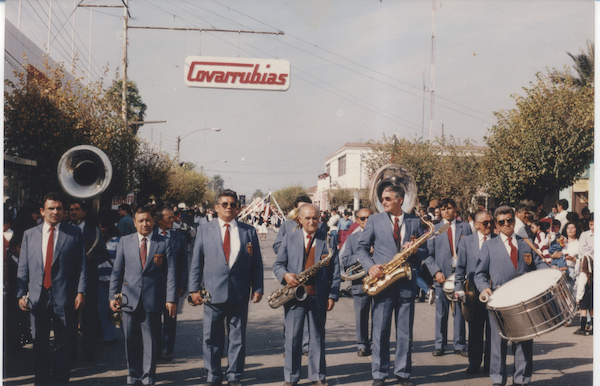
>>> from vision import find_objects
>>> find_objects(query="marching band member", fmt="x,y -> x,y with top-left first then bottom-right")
474,206 -> 548,386
273,204 -> 340,386
454,209 -> 494,374
357,185 -> 427,386
188,189 -> 264,386
340,207 -> 374,357
424,198 -> 471,357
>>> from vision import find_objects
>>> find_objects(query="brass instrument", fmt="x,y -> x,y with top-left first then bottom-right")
267,250 -> 334,309
287,207 -> 302,231
187,288 -> 212,306
341,262 -> 366,281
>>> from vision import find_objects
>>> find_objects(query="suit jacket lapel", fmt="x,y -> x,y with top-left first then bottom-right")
53,229 -> 68,265
233,225 -> 247,267
212,220 -> 228,266
129,234 -> 144,271
495,236 -> 515,272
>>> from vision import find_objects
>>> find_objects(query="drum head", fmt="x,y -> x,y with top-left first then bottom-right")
488,269 -> 562,308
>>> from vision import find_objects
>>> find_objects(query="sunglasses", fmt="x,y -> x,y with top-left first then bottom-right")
497,218 -> 515,226
358,216 -> 369,221
478,220 -> 492,227
382,196 -> 395,202
220,202 -> 237,208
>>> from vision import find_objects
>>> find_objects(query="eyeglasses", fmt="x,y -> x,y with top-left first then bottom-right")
358,217 -> 369,221
497,218 -> 515,226
382,196 -> 394,202
220,202 -> 237,208
477,220 -> 492,227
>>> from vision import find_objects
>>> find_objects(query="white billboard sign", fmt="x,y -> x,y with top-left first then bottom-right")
184,56 -> 290,91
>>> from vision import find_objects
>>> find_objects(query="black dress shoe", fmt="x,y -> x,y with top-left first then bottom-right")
432,349 -> 444,356
454,349 -> 468,357
357,348 -> 372,357
465,367 -> 479,374
283,383 -> 297,386
161,353 -> 173,361
397,377 -> 414,386
228,382 -> 242,386
312,381 -> 329,386
372,380 -> 385,386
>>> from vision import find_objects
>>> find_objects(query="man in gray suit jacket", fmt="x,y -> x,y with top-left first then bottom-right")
273,195 -> 312,255
110,207 -> 177,386
424,198 -> 471,357
340,208 -> 373,357
475,206 -> 549,386
189,189 -> 264,386
357,186 -> 427,386
17,192 -> 86,384
154,206 -> 188,360
273,204 -> 340,386
454,209 -> 494,374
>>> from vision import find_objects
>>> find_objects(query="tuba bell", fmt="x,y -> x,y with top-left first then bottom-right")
57,145 -> 113,199
368,164 -> 417,215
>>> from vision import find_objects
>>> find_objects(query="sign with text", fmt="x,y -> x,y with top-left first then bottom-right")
111,193 -> 135,210
184,56 -> 290,91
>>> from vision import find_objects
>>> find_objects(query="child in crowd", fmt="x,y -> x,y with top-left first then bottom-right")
574,254 -> 593,335
531,220 -> 551,265
548,220 -> 567,272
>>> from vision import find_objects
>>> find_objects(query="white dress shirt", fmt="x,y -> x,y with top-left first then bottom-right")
514,217 -> 529,239
218,218 -> 241,268
478,231 -> 489,250
137,232 -> 152,262
389,212 -> 405,244
499,232 -> 518,257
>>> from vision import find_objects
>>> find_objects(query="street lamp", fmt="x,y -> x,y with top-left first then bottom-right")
176,127 -> 221,163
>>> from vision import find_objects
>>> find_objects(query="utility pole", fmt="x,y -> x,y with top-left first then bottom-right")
122,0 -> 129,129
430,0 -> 441,141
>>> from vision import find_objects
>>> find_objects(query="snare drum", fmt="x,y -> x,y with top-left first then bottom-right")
487,269 -> 576,342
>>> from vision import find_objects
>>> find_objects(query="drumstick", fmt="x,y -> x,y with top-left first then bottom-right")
522,237 -> 544,259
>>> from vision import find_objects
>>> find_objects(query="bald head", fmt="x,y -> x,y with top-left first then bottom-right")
299,204 -> 319,234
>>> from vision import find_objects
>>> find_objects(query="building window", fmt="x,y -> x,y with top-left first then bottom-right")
338,155 -> 346,176
326,163 -> 330,175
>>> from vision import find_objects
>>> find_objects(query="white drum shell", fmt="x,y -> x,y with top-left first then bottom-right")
486,270 -> 576,342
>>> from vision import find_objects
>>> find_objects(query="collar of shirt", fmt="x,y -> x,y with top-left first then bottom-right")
478,231 -> 489,248
500,231 -> 518,253
137,232 -> 151,244
302,229 -> 316,249
390,213 -> 405,227
77,220 -> 86,231
443,218 -> 456,227
217,217 -> 237,231
42,222 -> 61,265
159,228 -> 170,237
43,221 -> 61,234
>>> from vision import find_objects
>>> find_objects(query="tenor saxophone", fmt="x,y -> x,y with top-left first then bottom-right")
267,250 -> 334,309
362,215 -> 446,296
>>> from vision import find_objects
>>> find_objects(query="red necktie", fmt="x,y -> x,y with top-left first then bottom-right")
447,226 -> 454,254
223,224 -> 230,263
162,230 -> 167,236
507,236 -> 518,269
393,217 -> 400,242
140,237 -> 147,268
483,236 -> 487,241
306,234 -> 312,254
43,227 -> 55,289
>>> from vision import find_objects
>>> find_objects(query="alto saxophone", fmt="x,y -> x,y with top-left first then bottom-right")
268,250 -> 334,309
362,216 -> 448,296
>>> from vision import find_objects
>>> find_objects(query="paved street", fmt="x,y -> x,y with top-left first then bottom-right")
4,230 -> 594,386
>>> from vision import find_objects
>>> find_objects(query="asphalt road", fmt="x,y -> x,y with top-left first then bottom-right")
3,230 -> 594,386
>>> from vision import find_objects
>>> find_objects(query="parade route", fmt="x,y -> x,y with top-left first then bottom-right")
3,230 -> 593,386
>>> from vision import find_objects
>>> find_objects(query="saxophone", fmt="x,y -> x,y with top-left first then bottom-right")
362,215 -> 448,296
268,250 -> 334,309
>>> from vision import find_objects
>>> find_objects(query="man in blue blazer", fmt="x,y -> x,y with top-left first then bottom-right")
273,195 -> 313,255
189,189 -> 264,386
110,207 -> 177,386
475,206 -> 549,386
424,198 -> 471,357
357,186 -> 427,386
273,203 -> 340,386
454,209 -> 494,374
154,206 -> 188,361
17,192 -> 86,384
340,208 -> 373,357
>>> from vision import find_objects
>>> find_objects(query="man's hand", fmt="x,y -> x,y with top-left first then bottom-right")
252,292 -> 262,303
454,290 -> 466,302
402,240 -> 415,250
481,287 -> 493,297
368,264 -> 383,279
74,293 -> 85,310
177,288 -> 185,298
18,298 -> 28,311
326,298 -> 335,311
166,302 -> 177,318
435,271 -> 445,284
110,296 -> 122,312
284,273 -> 300,287
191,291 -> 204,305
550,251 -> 562,259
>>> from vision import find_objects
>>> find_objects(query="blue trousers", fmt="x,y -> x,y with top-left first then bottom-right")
283,296 -> 327,382
203,301 -> 249,382
123,303 -> 161,385
98,281 -> 117,342
434,285 -> 466,351
371,289 -> 414,380
353,294 -> 372,350
467,303 -> 490,371
488,312 -> 533,385
159,297 -> 183,355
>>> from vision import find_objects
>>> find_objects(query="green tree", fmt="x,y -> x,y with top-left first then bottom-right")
273,185 -> 307,212
105,77 -> 148,133
4,59 -> 138,202
134,141 -> 172,206
163,166 -> 209,206
210,175 -> 225,191
327,187 -> 354,210
483,72 -> 594,205
252,189 -> 264,199
551,40 -> 594,89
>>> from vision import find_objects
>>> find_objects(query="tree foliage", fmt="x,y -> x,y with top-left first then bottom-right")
273,185 -> 307,213
163,166 -> 209,206
105,77 -> 148,133
4,59 -> 138,201
252,189 -> 264,199
364,135 -> 483,211
483,72 -> 594,205
551,40 -> 594,89
327,187 -> 354,210
134,141 -> 172,206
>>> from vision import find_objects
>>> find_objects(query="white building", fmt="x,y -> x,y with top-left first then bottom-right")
313,142 -> 371,211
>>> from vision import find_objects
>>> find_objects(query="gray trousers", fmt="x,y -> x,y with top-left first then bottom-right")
353,293 -> 372,350
488,312 -> 533,385
123,304 -> 161,385
434,285 -> 466,351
